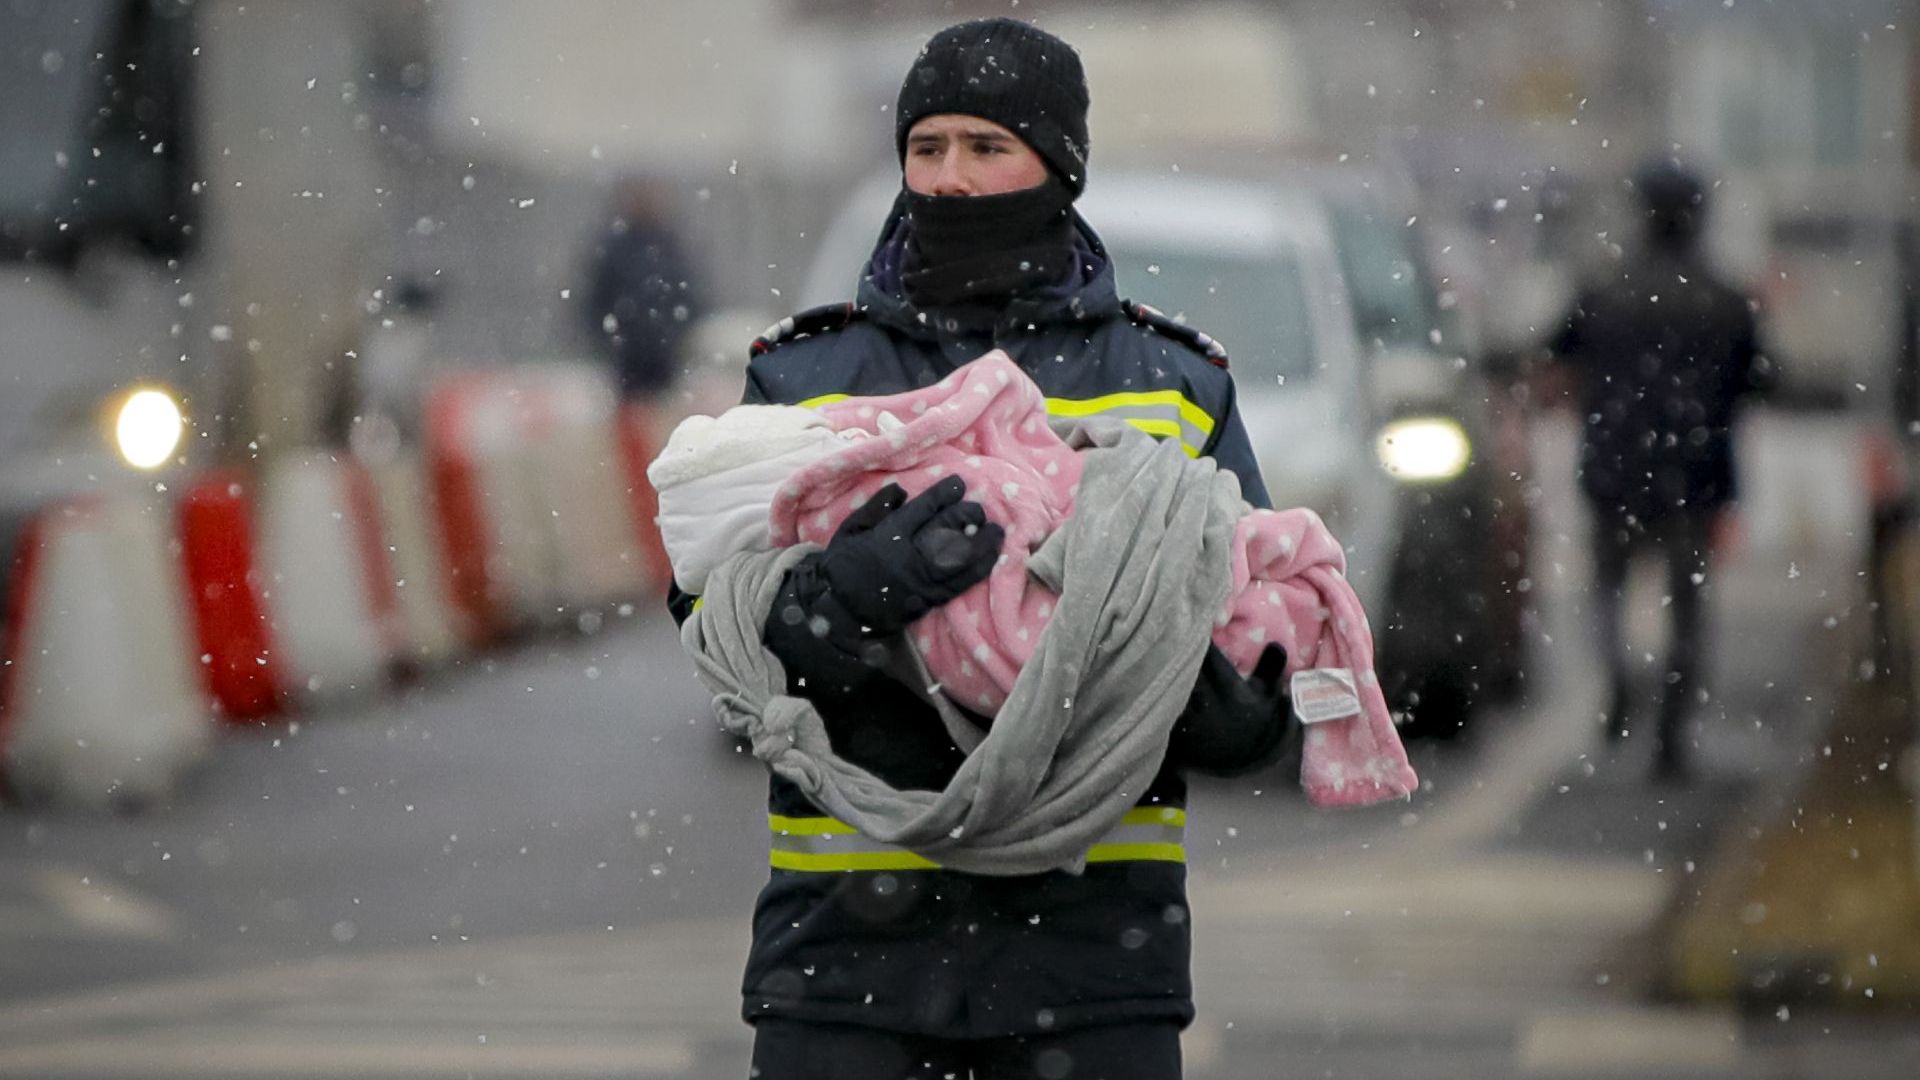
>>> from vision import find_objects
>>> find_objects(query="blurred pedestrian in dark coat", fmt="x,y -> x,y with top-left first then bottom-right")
584,179 -> 700,401
1549,157 -> 1773,780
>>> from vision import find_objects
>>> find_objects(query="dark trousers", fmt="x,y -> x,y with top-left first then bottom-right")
1589,506 -> 1714,770
748,1018 -> 1184,1080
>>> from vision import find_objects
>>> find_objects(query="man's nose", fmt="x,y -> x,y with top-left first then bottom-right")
929,150 -> 971,197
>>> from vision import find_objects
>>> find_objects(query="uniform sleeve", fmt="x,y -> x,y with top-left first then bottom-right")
756,553 -> 895,700
1165,644 -> 1297,777
1201,374 -> 1273,510
741,361 -> 774,405
667,583 -> 700,627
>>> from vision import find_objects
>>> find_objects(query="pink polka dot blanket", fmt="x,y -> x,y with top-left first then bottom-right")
763,351 -> 1417,809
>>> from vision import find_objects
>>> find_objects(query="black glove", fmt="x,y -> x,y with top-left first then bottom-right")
760,477 -> 1003,699
814,476 -> 1004,638
1168,643 -> 1297,777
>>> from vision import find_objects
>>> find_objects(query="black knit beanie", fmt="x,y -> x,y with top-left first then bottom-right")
895,18 -> 1091,195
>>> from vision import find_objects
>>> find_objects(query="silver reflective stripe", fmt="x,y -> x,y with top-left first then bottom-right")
768,806 -> 1188,872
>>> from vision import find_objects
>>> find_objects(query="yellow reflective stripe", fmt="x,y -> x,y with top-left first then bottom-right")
771,849 -> 943,872
1086,816 -> 1186,863
1085,842 -> 1186,865
769,813 -> 860,837
1044,391 -> 1215,438
768,807 -> 1188,871
769,841 -> 1187,871
1120,806 -> 1187,827
794,391 -> 1213,456
1045,393 -> 1213,458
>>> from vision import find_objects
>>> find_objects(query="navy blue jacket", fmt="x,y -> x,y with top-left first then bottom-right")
681,206 -> 1281,1038
585,219 -> 699,397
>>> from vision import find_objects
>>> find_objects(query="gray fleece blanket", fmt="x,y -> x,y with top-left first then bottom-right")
680,422 -> 1244,876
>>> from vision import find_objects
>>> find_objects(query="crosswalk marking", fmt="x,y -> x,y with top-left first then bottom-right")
33,869 -> 178,940
0,1035 -> 698,1079
0,920 -> 749,1060
1517,1008 -> 1741,1076
0,865 -> 177,944
0,905 -> 75,939
1193,853 -> 1667,930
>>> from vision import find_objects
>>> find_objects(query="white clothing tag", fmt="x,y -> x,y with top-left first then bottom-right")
1290,668 -> 1361,725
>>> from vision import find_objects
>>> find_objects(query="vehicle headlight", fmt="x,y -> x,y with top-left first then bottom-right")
114,388 -> 185,470
1375,416 -> 1470,483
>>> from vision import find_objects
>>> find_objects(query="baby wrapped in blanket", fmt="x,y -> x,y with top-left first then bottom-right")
649,352 -> 1417,808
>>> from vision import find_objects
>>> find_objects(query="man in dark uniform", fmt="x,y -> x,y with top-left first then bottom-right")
1549,157 -> 1771,781
672,18 -> 1291,1078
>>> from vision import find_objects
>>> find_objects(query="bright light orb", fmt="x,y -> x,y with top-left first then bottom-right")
1375,416 -> 1471,483
115,389 -> 185,470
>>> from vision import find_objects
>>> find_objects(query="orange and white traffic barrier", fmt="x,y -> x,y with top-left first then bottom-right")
425,371 -> 503,644
255,453 -> 398,703
362,455 -> 465,668
0,497 -> 215,809
616,402 -> 676,597
179,469 -> 284,721
426,372 -> 557,644
521,364 -> 650,614
1730,410 -> 1874,572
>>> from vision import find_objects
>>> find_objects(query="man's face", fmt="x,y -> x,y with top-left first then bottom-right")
903,114 -> 1050,197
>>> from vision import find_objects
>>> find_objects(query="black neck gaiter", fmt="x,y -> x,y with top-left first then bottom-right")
901,174 -> 1077,311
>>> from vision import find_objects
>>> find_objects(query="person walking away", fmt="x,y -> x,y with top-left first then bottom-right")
584,177 -> 701,405
669,18 -> 1294,1079
1548,157 -> 1773,781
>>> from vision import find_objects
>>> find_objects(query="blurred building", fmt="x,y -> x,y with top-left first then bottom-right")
4,0 -> 1917,466
417,0 -> 1920,407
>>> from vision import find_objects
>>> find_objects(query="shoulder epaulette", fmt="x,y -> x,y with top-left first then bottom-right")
749,302 -> 864,358
1123,300 -> 1229,369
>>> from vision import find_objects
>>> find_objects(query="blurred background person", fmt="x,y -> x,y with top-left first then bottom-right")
344,275 -> 440,463
583,176 -> 702,409
1547,157 -> 1774,782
